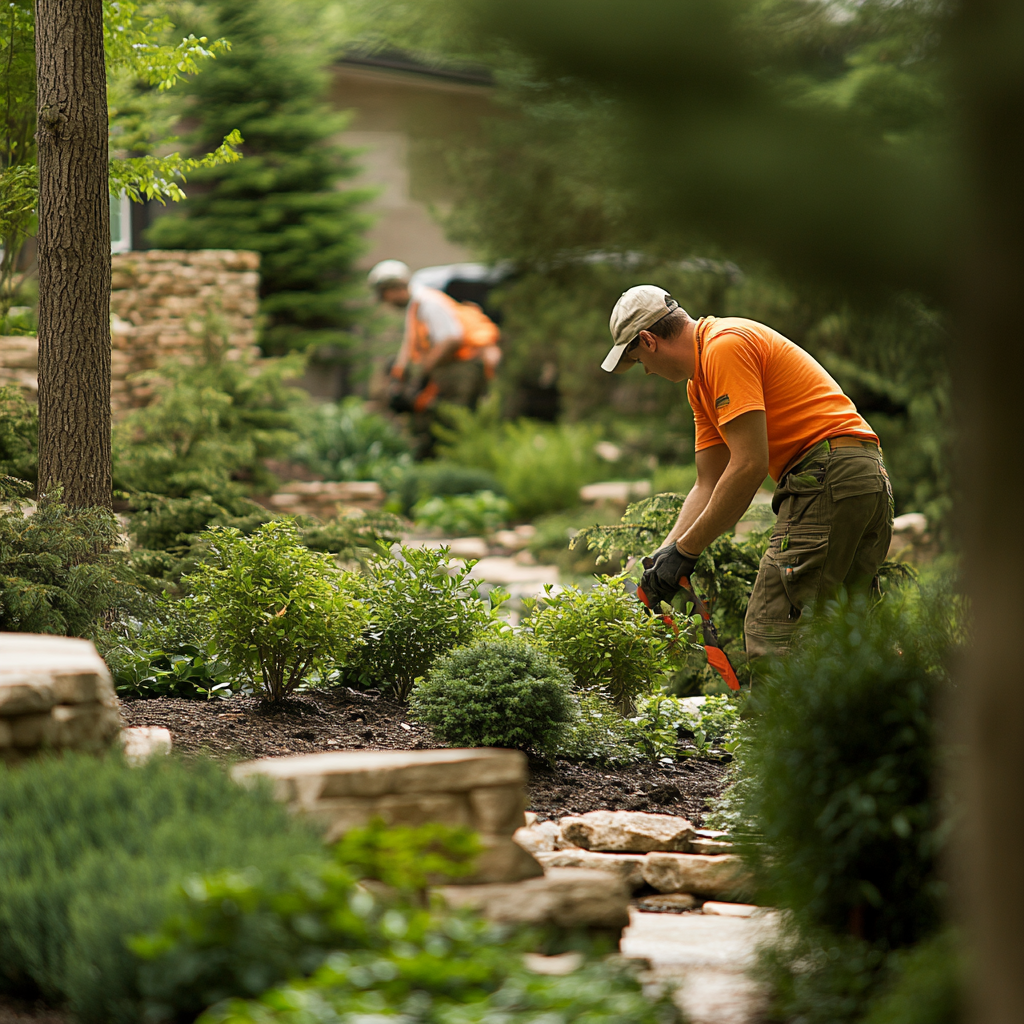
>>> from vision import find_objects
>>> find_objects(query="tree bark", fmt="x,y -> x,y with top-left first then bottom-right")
34,0 -> 111,508
952,2 -> 1024,1022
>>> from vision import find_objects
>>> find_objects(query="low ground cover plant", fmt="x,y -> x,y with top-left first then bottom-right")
185,520 -> 368,701
345,544 -> 504,700
387,462 -> 504,517
410,639 -> 575,755
523,573 -> 676,713
0,752 -> 323,1024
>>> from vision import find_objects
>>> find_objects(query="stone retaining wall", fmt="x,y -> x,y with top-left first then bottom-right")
0,634 -> 122,764
0,249 -> 260,416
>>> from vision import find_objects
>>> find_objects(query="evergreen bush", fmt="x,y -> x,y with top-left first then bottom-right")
388,461 -> 504,517
112,330 -> 305,499
0,752 -> 323,1024
412,490 -> 511,536
523,574 -> 675,713
410,640 -> 575,755
0,385 -> 37,484
184,520 -> 368,701
345,545 -> 502,700
0,485 -> 149,636
146,0 -> 369,357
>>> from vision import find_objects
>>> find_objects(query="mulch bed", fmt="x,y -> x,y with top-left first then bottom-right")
121,689 -> 731,825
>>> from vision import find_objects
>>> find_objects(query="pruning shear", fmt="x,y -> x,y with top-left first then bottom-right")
637,557 -> 741,691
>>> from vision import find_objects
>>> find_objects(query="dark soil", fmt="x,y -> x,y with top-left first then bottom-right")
121,690 -> 731,825
0,998 -> 67,1024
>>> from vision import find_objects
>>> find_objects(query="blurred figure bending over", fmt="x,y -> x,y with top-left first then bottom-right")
368,259 -> 501,457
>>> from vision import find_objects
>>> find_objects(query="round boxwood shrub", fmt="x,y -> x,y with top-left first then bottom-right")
409,640 -> 575,755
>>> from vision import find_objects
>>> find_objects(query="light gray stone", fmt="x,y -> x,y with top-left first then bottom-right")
559,810 -> 695,853
702,901 -> 759,918
513,820 -> 560,855
690,837 -> 734,855
536,849 -> 648,891
52,703 -> 121,748
438,867 -> 630,930
120,726 -> 173,765
9,711 -> 58,748
0,682 -> 55,715
233,748 -> 527,803
468,784 -> 526,835
314,792 -> 474,842
642,853 -> 753,899
468,834 -> 545,885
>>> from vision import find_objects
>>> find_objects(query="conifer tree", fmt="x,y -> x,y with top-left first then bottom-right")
148,0 -> 369,356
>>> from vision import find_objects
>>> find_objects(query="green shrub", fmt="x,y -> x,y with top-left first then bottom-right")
292,397 -> 412,481
737,594 -> 950,945
0,752 -> 323,1024
0,385 -> 37,484
863,930 -> 961,1024
435,403 -> 605,520
412,490 -> 511,536
113,328 -> 305,498
185,520 -> 368,701
0,486 -> 149,636
527,505 -> 624,578
523,574 -> 675,713
410,640 -> 575,755
346,545 -> 503,700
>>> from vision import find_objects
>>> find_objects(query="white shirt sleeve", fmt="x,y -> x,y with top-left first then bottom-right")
412,285 -> 463,344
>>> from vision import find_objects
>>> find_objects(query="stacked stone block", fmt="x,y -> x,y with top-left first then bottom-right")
0,634 -> 122,764
0,249 -> 260,416
233,748 -> 544,884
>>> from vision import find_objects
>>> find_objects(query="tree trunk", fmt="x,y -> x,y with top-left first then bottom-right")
953,2 -> 1024,1022
34,0 -> 111,509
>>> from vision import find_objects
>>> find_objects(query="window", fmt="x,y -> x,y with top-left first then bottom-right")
110,192 -> 132,253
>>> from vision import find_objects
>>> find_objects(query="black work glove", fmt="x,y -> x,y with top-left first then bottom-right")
640,544 -> 699,610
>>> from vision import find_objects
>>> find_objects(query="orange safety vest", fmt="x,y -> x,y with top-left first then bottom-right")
393,287 -> 501,380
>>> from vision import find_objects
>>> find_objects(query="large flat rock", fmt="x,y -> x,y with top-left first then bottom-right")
559,810 -> 696,853
642,852 -> 753,899
621,909 -> 779,1024
233,747 -> 526,803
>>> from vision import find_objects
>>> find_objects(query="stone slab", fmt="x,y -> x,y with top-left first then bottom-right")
232,748 -> 527,802
536,849 -> 648,891
468,784 -> 526,835
559,810 -> 695,853
702,901 -> 759,918
0,635 -> 117,714
512,820 -> 560,856
438,867 -> 630,930
635,892 -> 699,912
120,726 -> 173,764
642,853 -> 752,899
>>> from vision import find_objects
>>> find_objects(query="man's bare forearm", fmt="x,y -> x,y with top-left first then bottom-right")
663,481 -> 715,548
679,463 -> 763,554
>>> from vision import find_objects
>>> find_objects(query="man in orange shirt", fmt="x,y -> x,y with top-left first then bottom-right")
602,285 -> 893,657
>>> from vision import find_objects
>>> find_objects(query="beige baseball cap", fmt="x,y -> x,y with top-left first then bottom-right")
602,285 -> 680,372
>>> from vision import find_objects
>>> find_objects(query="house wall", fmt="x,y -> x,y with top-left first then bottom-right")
331,63 -> 495,272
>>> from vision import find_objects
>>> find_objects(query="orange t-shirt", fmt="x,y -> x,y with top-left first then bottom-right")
687,316 -> 878,481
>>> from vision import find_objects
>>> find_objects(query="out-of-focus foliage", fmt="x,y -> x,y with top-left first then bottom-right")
435,400 -> 605,519
413,490 -> 510,536
0,752 -> 322,1024
147,0 -> 371,357
0,386 -> 37,484
292,397 -> 412,482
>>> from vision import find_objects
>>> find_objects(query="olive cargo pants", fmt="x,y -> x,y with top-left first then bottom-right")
744,440 -> 894,657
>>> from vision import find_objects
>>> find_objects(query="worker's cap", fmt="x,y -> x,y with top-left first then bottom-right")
602,285 -> 680,373
367,259 -> 411,293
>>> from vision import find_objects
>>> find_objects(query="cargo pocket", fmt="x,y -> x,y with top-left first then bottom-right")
774,465 -> 827,521
744,526 -> 830,657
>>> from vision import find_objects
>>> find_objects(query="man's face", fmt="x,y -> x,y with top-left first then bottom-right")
380,284 -> 410,308
631,332 -> 690,382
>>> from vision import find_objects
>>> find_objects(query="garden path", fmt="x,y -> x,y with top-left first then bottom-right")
623,909 -> 779,1024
